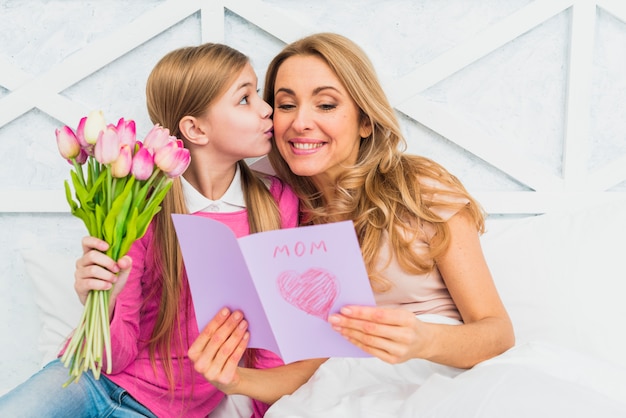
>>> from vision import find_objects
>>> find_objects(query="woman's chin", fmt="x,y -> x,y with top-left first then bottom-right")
288,163 -> 323,177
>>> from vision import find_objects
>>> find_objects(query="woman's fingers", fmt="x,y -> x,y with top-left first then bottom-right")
328,306 -> 421,362
329,306 -> 411,334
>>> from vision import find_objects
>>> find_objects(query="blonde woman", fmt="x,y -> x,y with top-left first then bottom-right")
260,32 -> 514,415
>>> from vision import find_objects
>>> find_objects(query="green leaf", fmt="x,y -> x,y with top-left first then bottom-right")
86,171 -> 107,205
94,203 -> 106,239
136,206 -> 161,241
64,180 -> 78,212
70,171 -> 91,210
133,182 -> 151,213
135,182 -> 172,238
113,177 -> 126,197
103,177 -> 135,259
118,207 -> 138,259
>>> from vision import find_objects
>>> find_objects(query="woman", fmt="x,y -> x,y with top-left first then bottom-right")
264,32 -> 514,370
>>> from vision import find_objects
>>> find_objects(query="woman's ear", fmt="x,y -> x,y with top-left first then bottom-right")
359,115 -> 373,139
179,116 -> 210,146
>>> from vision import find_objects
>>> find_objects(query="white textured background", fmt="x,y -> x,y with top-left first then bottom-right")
1,0 -> 625,391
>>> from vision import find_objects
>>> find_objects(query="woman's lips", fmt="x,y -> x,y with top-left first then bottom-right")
289,140 -> 325,155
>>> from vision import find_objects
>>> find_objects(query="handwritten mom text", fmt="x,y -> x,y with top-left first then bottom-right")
273,240 -> 328,258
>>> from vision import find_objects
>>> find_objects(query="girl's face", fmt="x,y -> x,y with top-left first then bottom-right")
199,62 -> 274,162
272,55 -> 371,184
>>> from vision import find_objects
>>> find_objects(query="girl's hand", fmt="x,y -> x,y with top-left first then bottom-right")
188,308 -> 250,394
328,305 -> 430,364
74,236 -> 131,309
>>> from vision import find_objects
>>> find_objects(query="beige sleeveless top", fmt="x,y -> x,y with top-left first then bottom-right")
373,196 -> 468,321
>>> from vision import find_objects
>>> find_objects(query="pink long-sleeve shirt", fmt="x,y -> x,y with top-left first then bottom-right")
62,176 -> 299,418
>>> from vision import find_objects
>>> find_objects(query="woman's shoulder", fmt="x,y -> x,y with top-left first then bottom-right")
401,154 -> 473,221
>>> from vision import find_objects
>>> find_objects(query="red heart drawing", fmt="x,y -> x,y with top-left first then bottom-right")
277,268 -> 340,320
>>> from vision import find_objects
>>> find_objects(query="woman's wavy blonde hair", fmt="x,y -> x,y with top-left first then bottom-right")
145,43 -> 282,390
264,33 -> 485,290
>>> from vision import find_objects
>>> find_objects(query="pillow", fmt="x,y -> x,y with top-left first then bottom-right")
20,247 -> 83,366
481,199 -> 626,369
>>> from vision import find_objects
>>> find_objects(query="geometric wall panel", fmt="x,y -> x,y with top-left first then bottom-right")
1,0 -> 625,215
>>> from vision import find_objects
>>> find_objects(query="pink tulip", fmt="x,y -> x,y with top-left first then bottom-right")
55,125 -> 81,160
131,146 -> 155,181
84,110 -> 107,145
94,126 -> 121,165
155,140 -> 191,177
142,124 -> 172,152
110,144 -> 133,178
75,117 -> 89,148
75,117 -> 95,157
76,148 -> 89,165
166,147 -> 191,178
115,118 -> 137,148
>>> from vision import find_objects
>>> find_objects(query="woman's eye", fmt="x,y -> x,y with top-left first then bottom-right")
277,103 -> 295,110
239,96 -> 249,105
320,103 -> 336,111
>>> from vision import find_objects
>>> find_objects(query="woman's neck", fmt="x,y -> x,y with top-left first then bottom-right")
311,170 -> 343,204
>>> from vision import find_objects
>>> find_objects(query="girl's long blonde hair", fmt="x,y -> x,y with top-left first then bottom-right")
145,43 -> 282,390
264,33 -> 485,289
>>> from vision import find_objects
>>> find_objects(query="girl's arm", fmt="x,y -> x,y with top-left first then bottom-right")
328,207 -> 515,369
73,234 -> 145,373
74,236 -> 132,311
189,308 -> 326,404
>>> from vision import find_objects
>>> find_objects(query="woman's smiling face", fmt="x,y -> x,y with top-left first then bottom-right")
272,55 -> 371,183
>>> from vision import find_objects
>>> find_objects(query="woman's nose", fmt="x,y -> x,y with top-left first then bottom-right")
291,107 -> 313,132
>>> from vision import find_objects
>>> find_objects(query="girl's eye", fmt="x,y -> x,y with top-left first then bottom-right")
239,96 -> 249,105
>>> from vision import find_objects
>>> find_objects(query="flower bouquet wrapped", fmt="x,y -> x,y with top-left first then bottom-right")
54,110 -> 190,385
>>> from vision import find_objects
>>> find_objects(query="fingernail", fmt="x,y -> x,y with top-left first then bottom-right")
341,307 -> 352,315
328,315 -> 339,324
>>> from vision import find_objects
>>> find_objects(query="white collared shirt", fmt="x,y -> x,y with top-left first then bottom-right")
181,165 -> 246,213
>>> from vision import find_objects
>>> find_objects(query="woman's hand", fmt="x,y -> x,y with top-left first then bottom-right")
328,305 -> 430,364
188,308 -> 250,394
74,236 -> 131,310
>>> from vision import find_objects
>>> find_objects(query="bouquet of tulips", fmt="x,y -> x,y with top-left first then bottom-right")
54,110 -> 190,385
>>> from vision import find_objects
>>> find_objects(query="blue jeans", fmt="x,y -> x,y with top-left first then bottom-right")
0,359 -> 157,418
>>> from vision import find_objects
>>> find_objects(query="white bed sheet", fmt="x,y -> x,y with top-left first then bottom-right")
266,339 -> 626,417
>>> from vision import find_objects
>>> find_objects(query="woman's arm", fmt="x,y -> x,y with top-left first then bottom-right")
189,308 -> 326,404
328,207 -> 514,369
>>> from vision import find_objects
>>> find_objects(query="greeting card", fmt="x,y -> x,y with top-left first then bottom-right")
171,215 -> 376,363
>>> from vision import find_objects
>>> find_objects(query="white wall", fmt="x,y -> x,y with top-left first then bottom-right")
1,0 -> 625,388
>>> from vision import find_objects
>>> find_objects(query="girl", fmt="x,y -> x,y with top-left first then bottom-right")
0,43 -> 323,418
